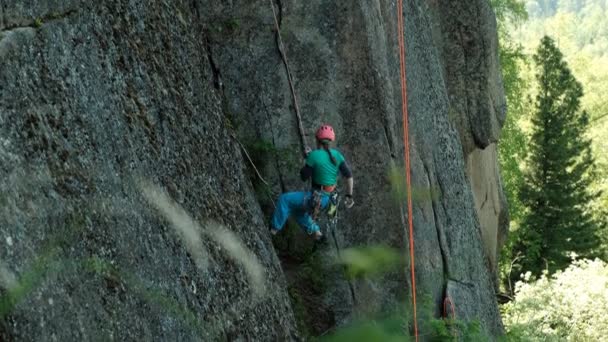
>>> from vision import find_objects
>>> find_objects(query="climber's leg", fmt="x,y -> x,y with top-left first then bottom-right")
270,191 -> 307,234
293,192 -> 330,236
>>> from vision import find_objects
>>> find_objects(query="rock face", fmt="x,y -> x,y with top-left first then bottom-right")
429,0 -> 509,281
0,0 -> 508,340
0,1 -> 296,340
205,0 -> 507,336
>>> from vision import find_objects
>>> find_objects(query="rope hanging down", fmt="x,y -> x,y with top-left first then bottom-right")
269,0 -> 309,157
396,0 -> 419,340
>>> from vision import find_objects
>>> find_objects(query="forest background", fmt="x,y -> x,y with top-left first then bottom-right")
494,0 -> 608,339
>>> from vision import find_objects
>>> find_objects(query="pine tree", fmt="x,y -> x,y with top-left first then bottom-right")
515,36 -> 600,276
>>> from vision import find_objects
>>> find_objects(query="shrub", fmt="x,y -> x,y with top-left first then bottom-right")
502,258 -> 608,341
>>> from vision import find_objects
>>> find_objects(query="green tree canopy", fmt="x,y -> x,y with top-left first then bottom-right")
515,36 -> 601,276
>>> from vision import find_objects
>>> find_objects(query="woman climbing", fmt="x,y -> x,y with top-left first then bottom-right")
270,124 -> 355,241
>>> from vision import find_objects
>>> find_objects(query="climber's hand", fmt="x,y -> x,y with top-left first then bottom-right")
304,146 -> 312,157
344,195 -> 355,209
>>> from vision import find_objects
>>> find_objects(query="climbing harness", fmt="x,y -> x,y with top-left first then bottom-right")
327,192 -> 339,218
328,200 -> 341,251
307,188 -> 339,221
396,0 -> 419,340
308,190 -> 324,221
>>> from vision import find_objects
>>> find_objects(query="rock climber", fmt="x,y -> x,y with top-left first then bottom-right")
270,124 -> 354,241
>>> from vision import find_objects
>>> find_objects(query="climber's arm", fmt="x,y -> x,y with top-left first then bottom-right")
339,161 -> 353,196
344,177 -> 354,197
300,164 -> 313,181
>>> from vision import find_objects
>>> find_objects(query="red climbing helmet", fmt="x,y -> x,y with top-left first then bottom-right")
315,124 -> 335,142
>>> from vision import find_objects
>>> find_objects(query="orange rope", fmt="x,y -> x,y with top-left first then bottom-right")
396,0 -> 418,340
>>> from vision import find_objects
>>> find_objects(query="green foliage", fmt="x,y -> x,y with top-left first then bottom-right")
502,258 -> 608,340
207,17 -> 242,43
388,166 -> 441,205
427,318 -> 485,341
0,252 -> 210,336
338,245 -> 403,280
272,220 -> 317,261
524,0 -> 608,45
300,251 -> 327,292
126,272 -> 205,334
416,294 -> 488,341
491,0 -> 529,214
246,139 -> 276,168
491,0 -> 534,292
491,0 -> 528,25
288,285 -> 311,338
514,36 -> 602,277
243,139 -> 284,210
246,139 -> 299,172
320,308 -> 488,342
224,18 -> 240,31
513,1 -> 608,215
0,252 -> 59,318
252,180 -> 275,212
282,249 -> 332,339
34,18 -> 43,28
497,52 -> 529,225
83,256 -> 113,275
496,0 -> 608,293
320,316 -> 410,342
0,209 -> 91,318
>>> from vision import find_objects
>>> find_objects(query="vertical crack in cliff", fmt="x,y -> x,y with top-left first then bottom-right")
271,0 -> 291,182
423,160 -> 450,280
270,0 -> 308,154
475,0 -> 492,147
275,0 -> 283,27
190,0 -> 199,18
262,100 -> 287,193
382,121 -> 396,159
270,0 -> 284,51
457,27 -> 477,151
204,36 -> 223,92
456,0 -> 492,150
329,226 -> 358,309
1,0 -> 6,31
191,0 -> 223,92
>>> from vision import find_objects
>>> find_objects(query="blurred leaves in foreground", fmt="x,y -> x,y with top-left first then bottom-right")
388,165 -> 441,205
0,180 -> 267,339
319,307 -> 487,342
319,314 -> 409,342
337,245 -> 403,280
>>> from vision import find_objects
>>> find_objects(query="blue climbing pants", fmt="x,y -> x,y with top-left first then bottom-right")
271,191 -> 330,234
